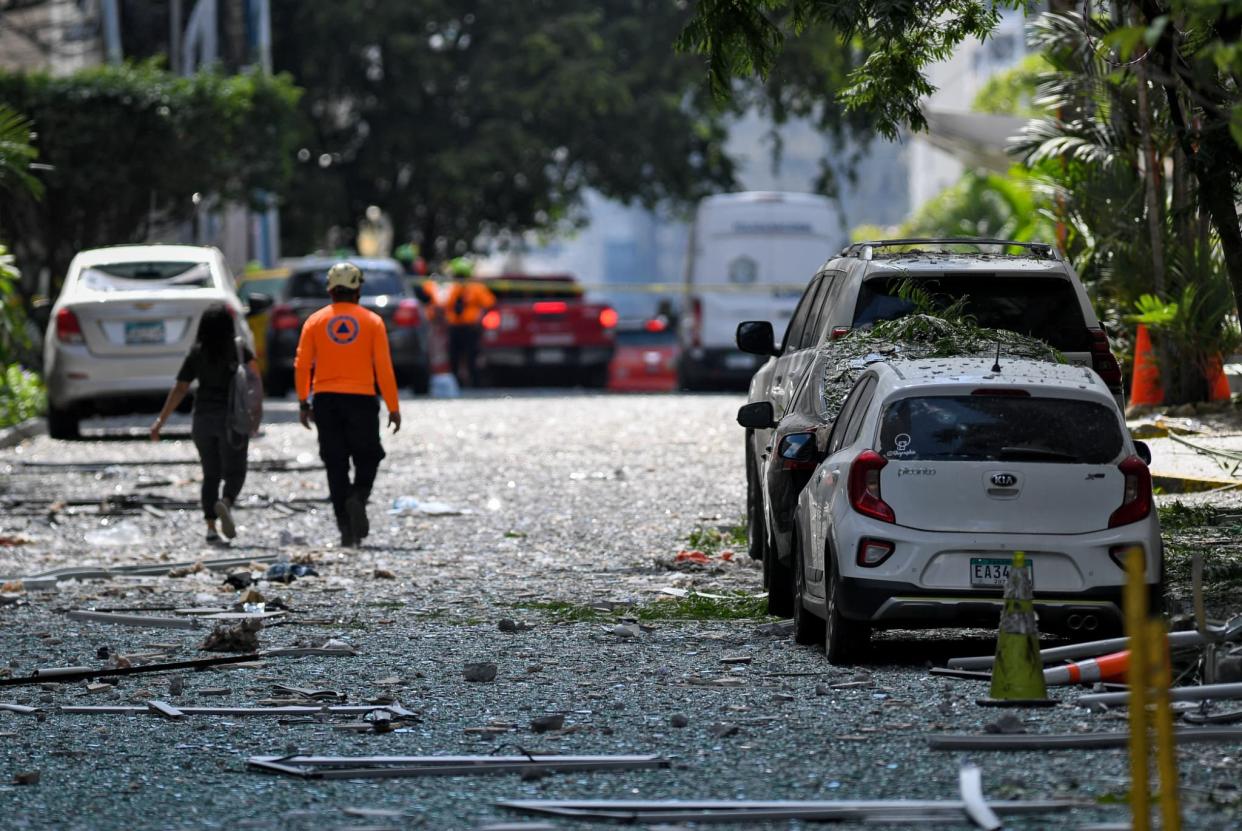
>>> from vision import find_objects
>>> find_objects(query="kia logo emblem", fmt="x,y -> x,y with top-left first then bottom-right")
991,473 -> 1018,487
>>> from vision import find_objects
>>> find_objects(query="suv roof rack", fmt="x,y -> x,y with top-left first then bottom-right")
839,238 -> 1060,262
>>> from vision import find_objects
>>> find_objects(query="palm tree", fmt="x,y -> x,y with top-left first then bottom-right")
0,104 -> 42,199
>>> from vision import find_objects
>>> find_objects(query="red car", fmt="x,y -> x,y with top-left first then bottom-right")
477,274 -> 617,386
608,317 -> 680,393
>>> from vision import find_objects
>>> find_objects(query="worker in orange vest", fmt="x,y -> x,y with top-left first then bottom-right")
295,262 -> 401,548
441,257 -> 496,387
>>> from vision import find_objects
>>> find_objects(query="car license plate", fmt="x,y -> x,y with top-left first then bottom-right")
125,320 -> 165,345
725,353 -> 755,370
534,348 -> 566,364
970,557 -> 1033,588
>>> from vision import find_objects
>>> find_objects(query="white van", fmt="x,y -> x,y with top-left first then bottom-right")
679,192 -> 841,389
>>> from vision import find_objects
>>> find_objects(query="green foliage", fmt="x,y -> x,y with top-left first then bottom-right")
855,168 -> 1056,244
515,592 -> 771,623
685,522 -> 747,555
0,63 -> 302,290
0,365 -> 45,428
0,245 -> 33,367
1158,501 -> 1216,530
971,54 -> 1052,118
679,0 -> 1023,138
0,104 -> 42,199
274,1 -> 768,255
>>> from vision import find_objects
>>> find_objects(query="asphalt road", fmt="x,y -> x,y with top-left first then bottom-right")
1,392 -> 1239,830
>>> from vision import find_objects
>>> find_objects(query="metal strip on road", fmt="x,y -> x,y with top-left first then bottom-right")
929,727 -> 1242,750
248,754 -> 669,780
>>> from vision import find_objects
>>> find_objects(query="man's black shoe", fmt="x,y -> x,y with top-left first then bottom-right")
346,495 -> 369,540
340,532 -> 358,549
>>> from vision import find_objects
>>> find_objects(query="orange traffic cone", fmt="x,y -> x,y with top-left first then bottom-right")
428,319 -> 459,399
1206,353 -> 1232,401
1043,649 -> 1129,686
1130,324 -> 1163,407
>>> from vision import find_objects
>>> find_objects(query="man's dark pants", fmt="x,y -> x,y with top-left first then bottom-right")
448,324 -> 481,386
311,393 -> 386,533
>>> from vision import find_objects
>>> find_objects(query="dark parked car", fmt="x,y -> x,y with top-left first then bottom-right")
264,257 -> 430,396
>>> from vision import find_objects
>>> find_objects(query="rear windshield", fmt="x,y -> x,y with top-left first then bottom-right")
487,278 -> 583,301
854,275 -> 1090,351
80,262 -> 213,292
879,395 -> 1123,464
287,268 -> 404,298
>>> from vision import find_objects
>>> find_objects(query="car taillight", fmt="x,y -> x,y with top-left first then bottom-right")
830,326 -> 851,340
271,305 -> 300,331
778,432 -> 817,471
644,317 -> 667,333
392,299 -> 421,327
1088,328 -> 1123,390
598,307 -> 618,328
1108,455 -> 1153,528
857,538 -> 895,567
481,309 -> 501,330
55,308 -> 84,344
847,450 -> 894,523
533,301 -> 568,314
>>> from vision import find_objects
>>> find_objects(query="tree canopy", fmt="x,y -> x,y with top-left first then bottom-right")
0,63 -> 301,291
271,0 -> 868,256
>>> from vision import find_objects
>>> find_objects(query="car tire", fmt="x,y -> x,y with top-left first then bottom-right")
824,550 -> 870,665
47,405 -> 80,440
745,438 -> 767,562
792,528 -> 826,646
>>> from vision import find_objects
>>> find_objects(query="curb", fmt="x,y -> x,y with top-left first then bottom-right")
1151,472 -> 1241,495
0,416 -> 45,450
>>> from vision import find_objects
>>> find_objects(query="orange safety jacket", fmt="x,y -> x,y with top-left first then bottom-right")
441,280 -> 496,326
295,302 -> 400,413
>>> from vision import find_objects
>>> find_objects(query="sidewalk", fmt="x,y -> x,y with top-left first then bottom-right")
1132,415 -> 1242,493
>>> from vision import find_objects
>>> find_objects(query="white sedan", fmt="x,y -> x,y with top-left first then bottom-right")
43,244 -> 269,439
791,357 -> 1161,663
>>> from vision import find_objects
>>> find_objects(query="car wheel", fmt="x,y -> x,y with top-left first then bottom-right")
745,438 -> 767,562
792,528 -> 826,646
824,550 -> 870,665
46,405 -> 80,440
580,365 -> 609,388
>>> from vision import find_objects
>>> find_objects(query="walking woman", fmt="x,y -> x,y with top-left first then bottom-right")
150,304 -> 261,545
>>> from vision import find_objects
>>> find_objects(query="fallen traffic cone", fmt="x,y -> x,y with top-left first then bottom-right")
1129,324 -> 1163,407
979,551 -> 1053,707
1043,649 -> 1129,686
427,318 -> 459,399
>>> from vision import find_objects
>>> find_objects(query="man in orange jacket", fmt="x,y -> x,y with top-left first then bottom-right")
441,257 -> 496,386
295,262 -> 401,548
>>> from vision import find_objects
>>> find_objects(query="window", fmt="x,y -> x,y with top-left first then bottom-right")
878,395 -> 1124,464
804,270 -> 844,347
828,374 -> 877,455
852,274 -> 1091,351
80,262 -> 213,292
782,275 -> 823,353
288,268 -> 406,298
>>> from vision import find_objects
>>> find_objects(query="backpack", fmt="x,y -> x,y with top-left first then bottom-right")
226,337 -> 263,446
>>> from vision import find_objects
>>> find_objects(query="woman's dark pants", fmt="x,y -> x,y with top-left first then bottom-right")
191,412 -> 248,521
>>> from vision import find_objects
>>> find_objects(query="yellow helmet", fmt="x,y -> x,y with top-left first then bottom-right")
326,261 -> 364,291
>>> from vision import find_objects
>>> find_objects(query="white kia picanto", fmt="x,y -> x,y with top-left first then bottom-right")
792,357 -> 1161,663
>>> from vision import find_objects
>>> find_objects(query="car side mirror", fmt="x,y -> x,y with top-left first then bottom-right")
737,401 -> 776,430
245,293 -> 273,316
1134,440 -> 1152,466
736,321 -> 776,356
